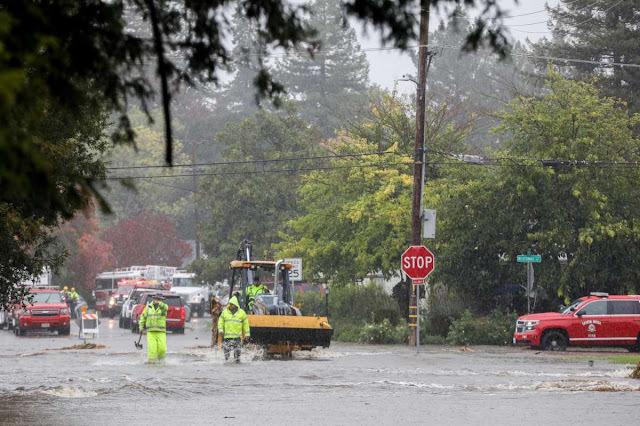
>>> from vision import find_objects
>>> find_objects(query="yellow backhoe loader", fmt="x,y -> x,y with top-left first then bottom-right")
227,240 -> 332,357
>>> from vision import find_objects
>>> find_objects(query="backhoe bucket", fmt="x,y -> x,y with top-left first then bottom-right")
248,315 -> 333,354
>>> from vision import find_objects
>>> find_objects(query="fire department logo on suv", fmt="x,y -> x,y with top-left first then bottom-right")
587,324 -> 596,333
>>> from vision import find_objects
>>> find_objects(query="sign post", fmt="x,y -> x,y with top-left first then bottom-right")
517,252 -> 542,313
401,246 -> 435,353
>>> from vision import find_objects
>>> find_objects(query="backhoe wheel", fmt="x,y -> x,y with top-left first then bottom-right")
541,330 -> 568,351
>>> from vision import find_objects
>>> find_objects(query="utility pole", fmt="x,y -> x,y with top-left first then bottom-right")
191,145 -> 201,260
408,0 -> 430,346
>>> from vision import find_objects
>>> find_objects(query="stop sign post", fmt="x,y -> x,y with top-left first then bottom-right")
401,245 -> 434,353
401,245 -> 435,282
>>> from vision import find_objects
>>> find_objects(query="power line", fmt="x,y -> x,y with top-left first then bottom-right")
104,161 -> 414,180
501,0 -> 584,19
265,42 -> 640,70
510,0 -> 625,35
427,43 -> 640,69
106,150 -> 398,171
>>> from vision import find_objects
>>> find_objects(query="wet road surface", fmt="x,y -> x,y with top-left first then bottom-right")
1,317 -> 639,425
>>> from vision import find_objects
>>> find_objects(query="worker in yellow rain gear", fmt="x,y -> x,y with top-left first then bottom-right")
246,281 -> 269,311
66,287 -> 80,319
217,295 -> 250,362
139,294 -> 168,362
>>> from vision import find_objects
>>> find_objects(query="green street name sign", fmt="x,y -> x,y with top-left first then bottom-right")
517,254 -> 542,263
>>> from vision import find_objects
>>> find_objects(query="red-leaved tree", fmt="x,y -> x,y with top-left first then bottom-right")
57,207 -> 115,301
102,211 -> 192,267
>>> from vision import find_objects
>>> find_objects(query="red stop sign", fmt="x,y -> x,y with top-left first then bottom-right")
401,246 -> 435,280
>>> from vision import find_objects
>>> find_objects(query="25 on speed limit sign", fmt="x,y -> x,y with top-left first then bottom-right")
284,258 -> 302,282
401,246 -> 434,280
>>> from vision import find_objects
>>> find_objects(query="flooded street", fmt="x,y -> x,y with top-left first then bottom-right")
1,318 -> 639,425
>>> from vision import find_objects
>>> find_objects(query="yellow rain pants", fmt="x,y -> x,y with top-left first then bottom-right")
147,331 -> 167,361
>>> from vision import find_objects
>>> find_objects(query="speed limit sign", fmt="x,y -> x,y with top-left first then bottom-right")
284,258 -> 302,282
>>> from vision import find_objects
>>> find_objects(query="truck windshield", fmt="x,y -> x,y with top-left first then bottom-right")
172,278 -> 196,287
30,292 -> 63,304
561,299 -> 583,314
95,279 -> 113,290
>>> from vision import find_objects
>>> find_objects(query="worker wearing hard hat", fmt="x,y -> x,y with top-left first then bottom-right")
217,295 -> 250,362
246,280 -> 269,311
139,294 -> 169,362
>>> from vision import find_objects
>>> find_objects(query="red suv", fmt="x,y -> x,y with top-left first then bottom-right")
12,288 -> 71,336
130,293 -> 185,334
514,293 -> 640,351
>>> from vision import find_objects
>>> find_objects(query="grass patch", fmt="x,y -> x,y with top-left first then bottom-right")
605,355 -> 640,365
561,354 -> 640,365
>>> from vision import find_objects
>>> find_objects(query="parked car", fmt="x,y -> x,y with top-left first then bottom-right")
513,292 -> 640,351
11,288 -> 71,336
130,293 -> 185,334
119,288 -> 156,329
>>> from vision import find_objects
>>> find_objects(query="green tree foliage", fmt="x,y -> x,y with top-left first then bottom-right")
194,108 -> 321,282
533,0 -> 640,114
429,73 -> 640,312
278,138 -> 412,283
220,8 -> 269,119
0,92 -> 108,308
276,0 -> 370,134
277,94 -> 470,283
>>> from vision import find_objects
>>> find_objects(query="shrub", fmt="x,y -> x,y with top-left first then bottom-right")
420,334 -> 447,345
446,309 -> 517,346
357,319 -> 408,344
297,283 -> 404,343
424,284 -> 466,337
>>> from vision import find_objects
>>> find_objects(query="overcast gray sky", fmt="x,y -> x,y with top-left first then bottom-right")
359,0 -> 560,89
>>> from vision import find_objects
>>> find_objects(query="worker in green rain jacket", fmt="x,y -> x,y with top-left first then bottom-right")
68,287 -> 80,319
217,296 -> 250,362
246,281 -> 269,311
139,294 -> 169,361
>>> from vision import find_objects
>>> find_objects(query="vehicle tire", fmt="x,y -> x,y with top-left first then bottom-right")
541,330 -> 568,351
175,328 -> 185,334
627,336 -> 640,353
198,300 -> 206,318
59,327 -> 71,336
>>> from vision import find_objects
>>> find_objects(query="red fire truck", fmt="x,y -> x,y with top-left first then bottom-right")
94,266 -> 176,317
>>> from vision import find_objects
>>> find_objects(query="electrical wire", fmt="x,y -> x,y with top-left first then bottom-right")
106,150 -> 397,170
104,161 -> 414,180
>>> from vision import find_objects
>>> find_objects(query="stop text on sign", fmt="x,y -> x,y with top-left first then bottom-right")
401,245 -> 435,280
402,255 -> 433,269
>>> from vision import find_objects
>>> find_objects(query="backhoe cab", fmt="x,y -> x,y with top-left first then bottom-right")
228,240 -> 332,357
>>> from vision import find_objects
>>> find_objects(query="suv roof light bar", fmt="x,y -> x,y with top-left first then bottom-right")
590,292 -> 609,297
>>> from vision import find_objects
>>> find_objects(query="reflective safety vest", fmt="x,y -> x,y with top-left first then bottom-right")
140,302 -> 168,332
246,283 -> 268,308
218,298 -> 250,339
69,291 -> 79,301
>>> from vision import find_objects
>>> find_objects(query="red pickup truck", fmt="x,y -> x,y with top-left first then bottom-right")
513,293 -> 640,351
130,293 -> 185,334
12,288 -> 71,336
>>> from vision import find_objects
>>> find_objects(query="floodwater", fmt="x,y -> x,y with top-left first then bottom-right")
1,318 -> 639,425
